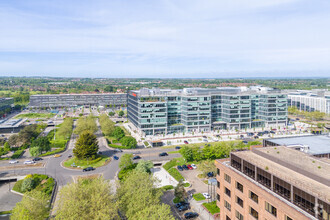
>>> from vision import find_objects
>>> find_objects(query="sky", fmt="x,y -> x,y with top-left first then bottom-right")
0,0 -> 330,78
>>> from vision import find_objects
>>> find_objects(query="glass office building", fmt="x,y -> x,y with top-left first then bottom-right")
127,86 -> 288,136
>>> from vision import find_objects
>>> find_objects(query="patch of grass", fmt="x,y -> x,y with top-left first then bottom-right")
163,159 -> 177,170
15,113 -> 55,119
161,185 -> 174,191
63,155 -> 110,169
193,193 -> 205,201
0,210 -> 11,215
120,126 -> 130,135
144,141 -> 150,147
39,148 -> 65,157
197,173 -> 205,179
168,167 -> 185,182
11,150 -> 24,159
173,197 -> 180,204
167,151 -> 180,154
202,201 -> 220,215
183,182 -> 190,187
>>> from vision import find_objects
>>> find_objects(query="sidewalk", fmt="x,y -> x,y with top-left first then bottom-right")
189,198 -> 217,220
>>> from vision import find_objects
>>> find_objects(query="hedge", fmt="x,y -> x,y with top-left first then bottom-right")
11,150 -> 24,159
168,167 -> 185,182
163,159 -> 177,171
161,185 -> 174,191
39,147 -> 65,157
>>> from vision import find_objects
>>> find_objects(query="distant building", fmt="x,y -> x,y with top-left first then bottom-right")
287,89 -> 330,114
0,97 -> 14,114
263,135 -> 330,158
215,146 -> 330,220
29,93 -> 127,109
128,86 -> 288,135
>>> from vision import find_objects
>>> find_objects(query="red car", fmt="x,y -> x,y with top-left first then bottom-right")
184,140 -> 189,144
187,164 -> 193,170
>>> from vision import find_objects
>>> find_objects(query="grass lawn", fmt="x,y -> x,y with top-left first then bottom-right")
173,197 -> 181,203
183,182 -> 190,187
15,113 -> 55,119
193,193 -> 206,201
167,151 -> 180,154
63,155 -> 110,169
202,201 -> 220,215
168,167 -> 185,182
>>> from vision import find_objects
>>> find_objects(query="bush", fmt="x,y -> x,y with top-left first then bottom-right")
118,164 -> 137,180
12,179 -> 24,193
11,150 -> 24,159
173,197 -> 180,203
39,147 -> 65,157
168,168 -> 184,182
120,136 -> 137,149
202,201 -> 220,215
161,185 -> 174,191
21,178 -> 35,192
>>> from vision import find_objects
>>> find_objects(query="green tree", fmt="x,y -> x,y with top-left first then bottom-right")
174,179 -> 187,202
119,153 -> 133,170
118,110 -> 124,117
55,177 -> 118,220
113,127 -> 125,140
132,204 -> 175,220
3,142 -> 10,151
11,190 -> 49,220
198,160 -> 216,177
109,111 -> 115,116
21,177 -> 35,192
73,130 -> 99,160
99,114 -> 115,136
29,147 -> 41,157
179,146 -> 194,161
8,134 -> 20,147
135,160 -> 153,173
74,115 -> 97,135
117,170 -> 165,220
31,136 -> 50,152
120,136 -> 137,149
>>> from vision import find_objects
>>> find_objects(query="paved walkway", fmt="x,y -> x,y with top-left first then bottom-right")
0,182 -> 22,212
151,167 -> 178,187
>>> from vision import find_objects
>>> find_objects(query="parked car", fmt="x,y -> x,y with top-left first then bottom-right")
187,164 -> 193,170
98,151 -> 102,154
202,193 -> 211,199
114,148 -> 123,152
202,136 -> 207,139
240,134 -> 244,139
68,155 -> 72,158
177,165 -> 183,171
182,165 -> 189,170
133,156 -> 141,160
263,131 -> 269,134
184,140 -> 189,144
113,156 -> 119,160
254,135 -> 259,139
175,146 -> 181,149
159,152 -> 168,157
33,157 -> 43,161
54,154 -> 61,158
207,172 -> 214,177
296,118 -> 300,120
178,204 -> 190,212
270,131 -> 275,134
257,132 -> 264,136
203,139 -> 208,142
191,164 -> 197,169
176,202 -> 189,208
9,160 -> 19,164
83,167 -> 95,172
247,132 -> 254,136
24,160 -> 35,165
242,140 -> 248,144
184,212 -> 199,219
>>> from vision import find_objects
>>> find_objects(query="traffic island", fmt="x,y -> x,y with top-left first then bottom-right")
62,155 -> 111,170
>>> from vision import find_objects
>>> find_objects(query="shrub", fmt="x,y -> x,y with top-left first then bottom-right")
21,178 -> 35,192
120,136 -> 137,149
202,201 -> 220,215
163,159 -> 177,171
168,168 -> 184,182
173,197 -> 180,204
161,185 -> 174,191
11,150 -> 24,159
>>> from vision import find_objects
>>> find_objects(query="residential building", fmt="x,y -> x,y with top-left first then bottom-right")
216,146 -> 330,220
263,135 -> 330,158
127,86 -> 288,136
29,93 -> 127,109
287,89 -> 330,114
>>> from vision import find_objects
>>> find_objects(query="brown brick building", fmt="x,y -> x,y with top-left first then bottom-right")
215,146 -> 330,220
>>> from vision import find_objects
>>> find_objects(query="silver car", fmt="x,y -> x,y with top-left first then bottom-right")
23,160 -> 35,165
9,160 -> 19,164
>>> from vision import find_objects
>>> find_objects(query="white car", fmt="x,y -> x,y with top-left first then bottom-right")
202,193 -> 211,199
191,164 -> 197,169
23,160 -> 35,165
9,160 -> 19,164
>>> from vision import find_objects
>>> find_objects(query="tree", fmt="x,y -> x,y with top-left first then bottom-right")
3,142 -> 10,151
18,124 -> 40,145
55,177 -> 118,220
198,160 -> 216,177
131,204 -> 175,220
179,146 -> 194,161
118,110 -> 124,117
73,130 -> 99,160
74,115 -> 97,135
21,177 -> 35,192
174,179 -> 187,202
31,136 -> 50,152
29,147 -> 42,157
8,134 -> 20,147
135,160 -> 153,173
11,190 -> 49,220
113,127 -> 125,140
99,114 -> 115,136
108,111 -> 115,117
119,153 -> 133,170
117,170 -> 165,220
120,136 -> 137,149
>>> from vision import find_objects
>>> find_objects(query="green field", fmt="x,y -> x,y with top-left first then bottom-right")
193,193 -> 206,201
63,155 -> 111,169
15,113 -> 55,119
